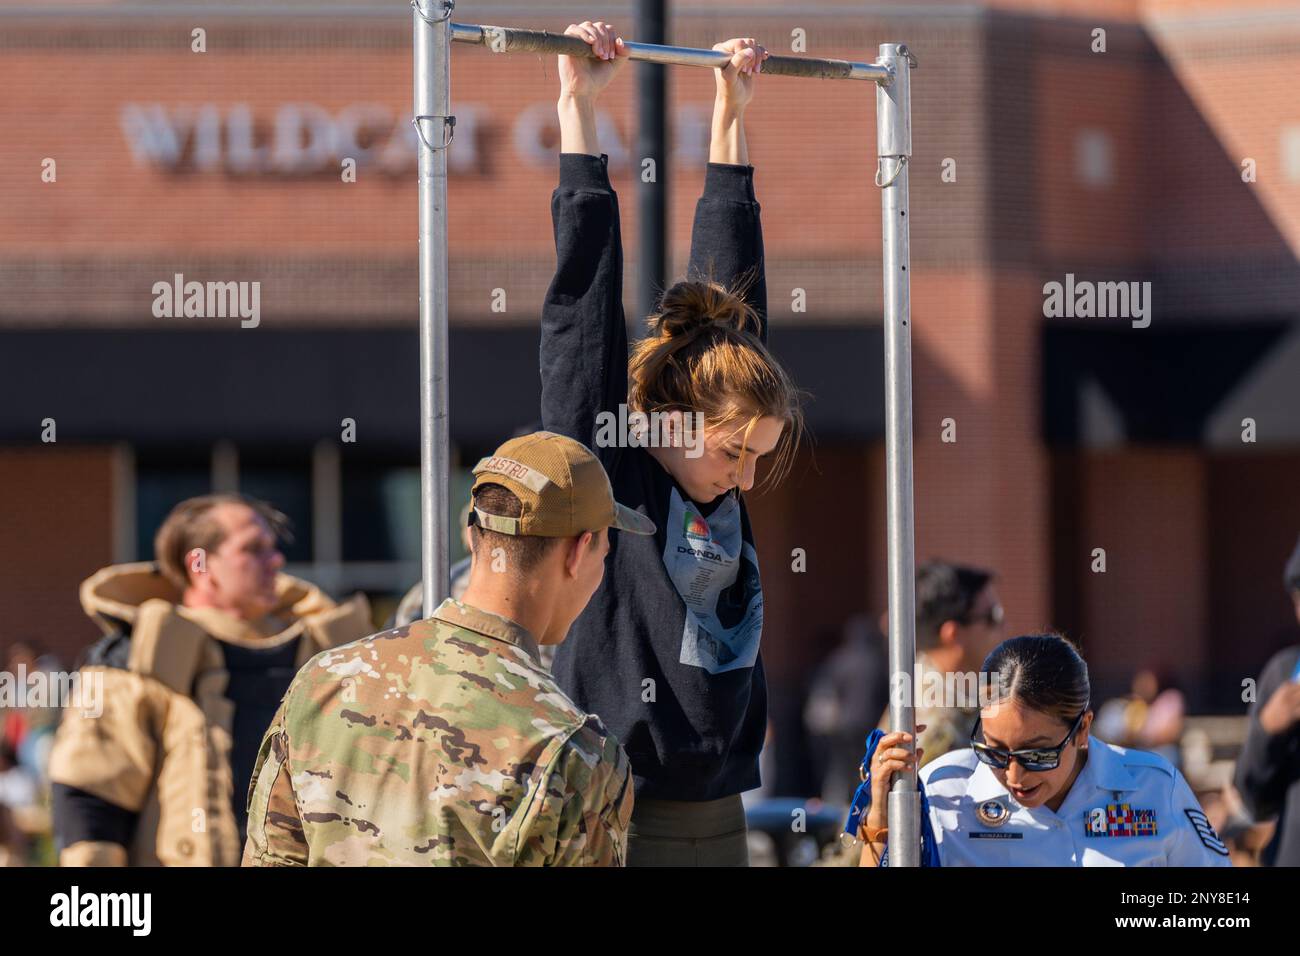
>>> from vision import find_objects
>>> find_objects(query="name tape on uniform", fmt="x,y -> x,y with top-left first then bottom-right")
473,456 -> 552,493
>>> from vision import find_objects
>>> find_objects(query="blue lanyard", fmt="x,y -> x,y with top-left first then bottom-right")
843,728 -> 942,867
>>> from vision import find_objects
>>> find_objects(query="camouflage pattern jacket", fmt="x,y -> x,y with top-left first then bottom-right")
243,599 -> 634,866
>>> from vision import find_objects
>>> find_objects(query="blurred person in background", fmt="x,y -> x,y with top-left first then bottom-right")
1094,665 -> 1186,768
815,560 -> 1004,866
2,642 -> 62,780
47,493 -> 373,866
0,641 -> 63,865
882,560 -> 1006,767
1234,532 -> 1300,867
0,737 -> 35,866
1214,783 -> 1275,867
804,613 -> 889,804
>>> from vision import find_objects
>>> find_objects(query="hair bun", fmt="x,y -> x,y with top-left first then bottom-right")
655,279 -> 758,339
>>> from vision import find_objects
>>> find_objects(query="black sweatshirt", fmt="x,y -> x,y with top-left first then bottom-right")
543,152 -> 769,801
1234,645 -> 1300,866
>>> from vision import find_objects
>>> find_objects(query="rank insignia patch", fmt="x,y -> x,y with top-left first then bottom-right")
1183,808 -> 1229,856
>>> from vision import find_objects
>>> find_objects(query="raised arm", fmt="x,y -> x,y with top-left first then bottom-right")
539,21 -> 631,459
688,39 -> 770,342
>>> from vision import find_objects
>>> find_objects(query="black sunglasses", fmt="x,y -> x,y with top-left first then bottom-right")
970,709 -> 1087,772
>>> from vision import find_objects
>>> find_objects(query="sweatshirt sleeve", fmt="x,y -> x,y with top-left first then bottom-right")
1233,648 -> 1300,822
539,152 -> 627,465
687,163 -> 768,343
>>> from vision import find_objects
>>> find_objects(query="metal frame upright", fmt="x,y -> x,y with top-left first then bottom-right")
412,3 -> 920,864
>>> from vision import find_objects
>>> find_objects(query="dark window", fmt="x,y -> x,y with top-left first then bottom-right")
342,458 -> 474,565
240,450 -> 313,564
135,447 -> 210,560
341,460 -> 421,563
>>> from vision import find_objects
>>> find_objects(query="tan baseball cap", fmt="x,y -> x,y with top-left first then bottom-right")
469,431 -> 656,538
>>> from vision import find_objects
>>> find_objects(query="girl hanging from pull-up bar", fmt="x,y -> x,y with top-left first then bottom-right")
540,20 -> 806,867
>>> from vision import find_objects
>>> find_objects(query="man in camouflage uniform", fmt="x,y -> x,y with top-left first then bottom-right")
242,431 -> 656,866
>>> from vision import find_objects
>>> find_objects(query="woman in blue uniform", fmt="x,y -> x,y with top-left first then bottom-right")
860,634 -> 1232,866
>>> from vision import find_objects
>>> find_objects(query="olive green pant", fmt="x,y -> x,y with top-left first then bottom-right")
626,794 -> 750,867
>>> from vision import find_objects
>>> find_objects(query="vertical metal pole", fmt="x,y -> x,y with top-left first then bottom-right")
636,0 -> 668,323
414,3 -> 452,615
877,42 -> 918,867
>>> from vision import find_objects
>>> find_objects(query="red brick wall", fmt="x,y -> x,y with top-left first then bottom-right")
1207,452 -> 1300,692
1066,449 -> 1211,697
0,446 -> 115,667
1,4 -> 1296,716
746,443 -> 874,683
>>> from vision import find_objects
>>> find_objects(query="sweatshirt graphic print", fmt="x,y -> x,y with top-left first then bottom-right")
665,487 -> 764,673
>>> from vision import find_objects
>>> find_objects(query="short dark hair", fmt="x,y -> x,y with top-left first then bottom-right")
154,493 -> 290,590
982,633 -> 1091,728
915,560 -> 994,651
468,483 -> 560,575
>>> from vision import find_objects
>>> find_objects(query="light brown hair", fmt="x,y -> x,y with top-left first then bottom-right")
154,493 -> 290,590
628,277 -> 805,491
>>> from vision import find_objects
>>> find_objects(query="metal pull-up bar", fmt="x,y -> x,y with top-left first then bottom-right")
413,1 -> 919,867
448,22 -> 895,83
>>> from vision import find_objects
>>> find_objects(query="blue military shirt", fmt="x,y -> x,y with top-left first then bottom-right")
919,736 -> 1232,866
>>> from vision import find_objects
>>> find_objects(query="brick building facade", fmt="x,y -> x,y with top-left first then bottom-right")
2,1 -> 1299,723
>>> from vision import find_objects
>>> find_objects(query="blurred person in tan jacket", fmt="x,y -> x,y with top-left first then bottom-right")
48,494 -> 372,866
